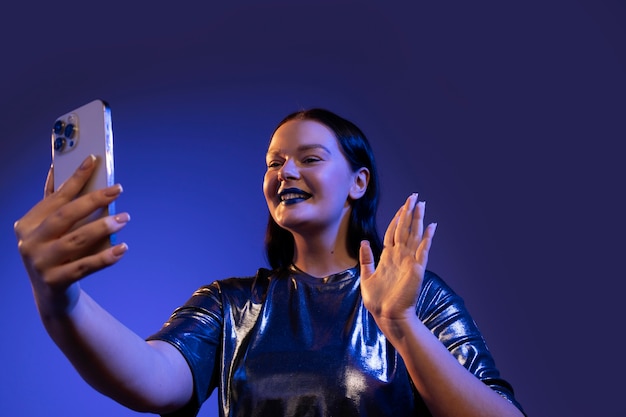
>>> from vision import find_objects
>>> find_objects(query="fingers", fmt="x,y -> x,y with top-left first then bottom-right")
42,154 -> 99,216
22,212 -> 130,288
383,206 -> 402,248
43,242 -> 129,288
359,240 -> 376,280
35,184 -> 123,242
16,156 -> 130,291
416,222 -> 437,266
53,155 -> 97,199
55,212 -> 130,262
15,182 -> 124,269
385,193 -> 422,246
44,155 -> 96,210
384,193 -> 435,255
46,154 -> 98,207
393,193 -> 418,247
17,156 -> 100,233
406,201 -> 425,253
44,164 -> 54,197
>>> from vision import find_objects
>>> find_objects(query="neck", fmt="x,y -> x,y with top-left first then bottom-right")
290,215 -> 356,278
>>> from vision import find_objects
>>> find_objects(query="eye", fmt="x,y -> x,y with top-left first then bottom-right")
302,156 -> 321,164
267,160 -> 282,169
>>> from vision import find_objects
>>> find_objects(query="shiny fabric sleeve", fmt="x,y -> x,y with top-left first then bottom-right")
146,281 -> 226,417
417,270 -> 525,415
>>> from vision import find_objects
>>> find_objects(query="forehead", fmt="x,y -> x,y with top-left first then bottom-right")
267,119 -> 340,154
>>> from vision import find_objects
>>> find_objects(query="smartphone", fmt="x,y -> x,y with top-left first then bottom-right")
51,99 -> 116,249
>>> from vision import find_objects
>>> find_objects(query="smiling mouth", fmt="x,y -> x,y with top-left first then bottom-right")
278,188 -> 312,205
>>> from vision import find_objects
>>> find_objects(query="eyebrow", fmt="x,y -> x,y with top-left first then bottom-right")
266,144 -> 332,156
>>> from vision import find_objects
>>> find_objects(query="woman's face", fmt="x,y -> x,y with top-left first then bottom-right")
263,119 -> 367,237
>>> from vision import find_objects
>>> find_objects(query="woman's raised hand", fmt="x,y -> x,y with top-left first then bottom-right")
14,155 -> 130,298
359,193 -> 436,324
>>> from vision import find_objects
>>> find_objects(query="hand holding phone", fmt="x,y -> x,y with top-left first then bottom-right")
52,99 -> 116,249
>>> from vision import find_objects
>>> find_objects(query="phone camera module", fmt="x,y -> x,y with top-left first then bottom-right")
53,113 -> 79,154
53,120 -> 65,135
64,123 -> 76,139
54,137 -> 66,151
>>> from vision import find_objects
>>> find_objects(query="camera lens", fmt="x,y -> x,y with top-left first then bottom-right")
64,123 -> 76,139
54,137 -> 66,151
53,120 -> 64,135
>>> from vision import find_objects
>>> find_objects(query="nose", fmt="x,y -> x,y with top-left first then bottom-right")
278,158 -> 299,182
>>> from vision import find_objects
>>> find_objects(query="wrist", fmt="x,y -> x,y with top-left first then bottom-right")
372,310 -> 424,344
34,282 -> 82,321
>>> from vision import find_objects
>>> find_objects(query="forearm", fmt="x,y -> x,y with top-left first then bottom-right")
377,314 -> 524,417
15,159 -> 192,412
35,284 -> 192,413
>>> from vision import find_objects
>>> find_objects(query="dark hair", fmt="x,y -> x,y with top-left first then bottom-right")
264,108 -> 383,270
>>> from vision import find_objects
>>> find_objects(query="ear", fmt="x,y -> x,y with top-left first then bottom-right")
349,167 -> 370,200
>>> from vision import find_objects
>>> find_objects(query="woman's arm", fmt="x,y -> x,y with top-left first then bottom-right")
39,287 -> 193,413
370,307 -> 524,417
359,194 -> 524,417
14,156 -> 193,413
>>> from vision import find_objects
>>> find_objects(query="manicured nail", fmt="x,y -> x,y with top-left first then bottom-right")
104,184 -> 123,197
80,155 -> 96,170
115,213 -> 130,223
112,243 -> 128,257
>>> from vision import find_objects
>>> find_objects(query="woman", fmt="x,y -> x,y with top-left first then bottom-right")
14,108 -> 525,416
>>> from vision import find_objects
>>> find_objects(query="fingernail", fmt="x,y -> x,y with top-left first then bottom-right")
80,155 -> 96,170
115,213 -> 130,223
112,243 -> 128,257
104,184 -> 123,197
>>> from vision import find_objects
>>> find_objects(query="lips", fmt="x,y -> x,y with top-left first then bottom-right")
278,187 -> 312,205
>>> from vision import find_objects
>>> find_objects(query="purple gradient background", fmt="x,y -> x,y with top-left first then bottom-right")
1,1 -> 624,416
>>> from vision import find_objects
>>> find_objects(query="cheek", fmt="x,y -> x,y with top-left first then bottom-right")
263,172 -> 277,203
319,167 -> 353,196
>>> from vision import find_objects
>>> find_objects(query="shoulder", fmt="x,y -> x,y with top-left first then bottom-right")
190,268 -> 274,305
418,270 -> 461,304
416,270 -> 465,320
